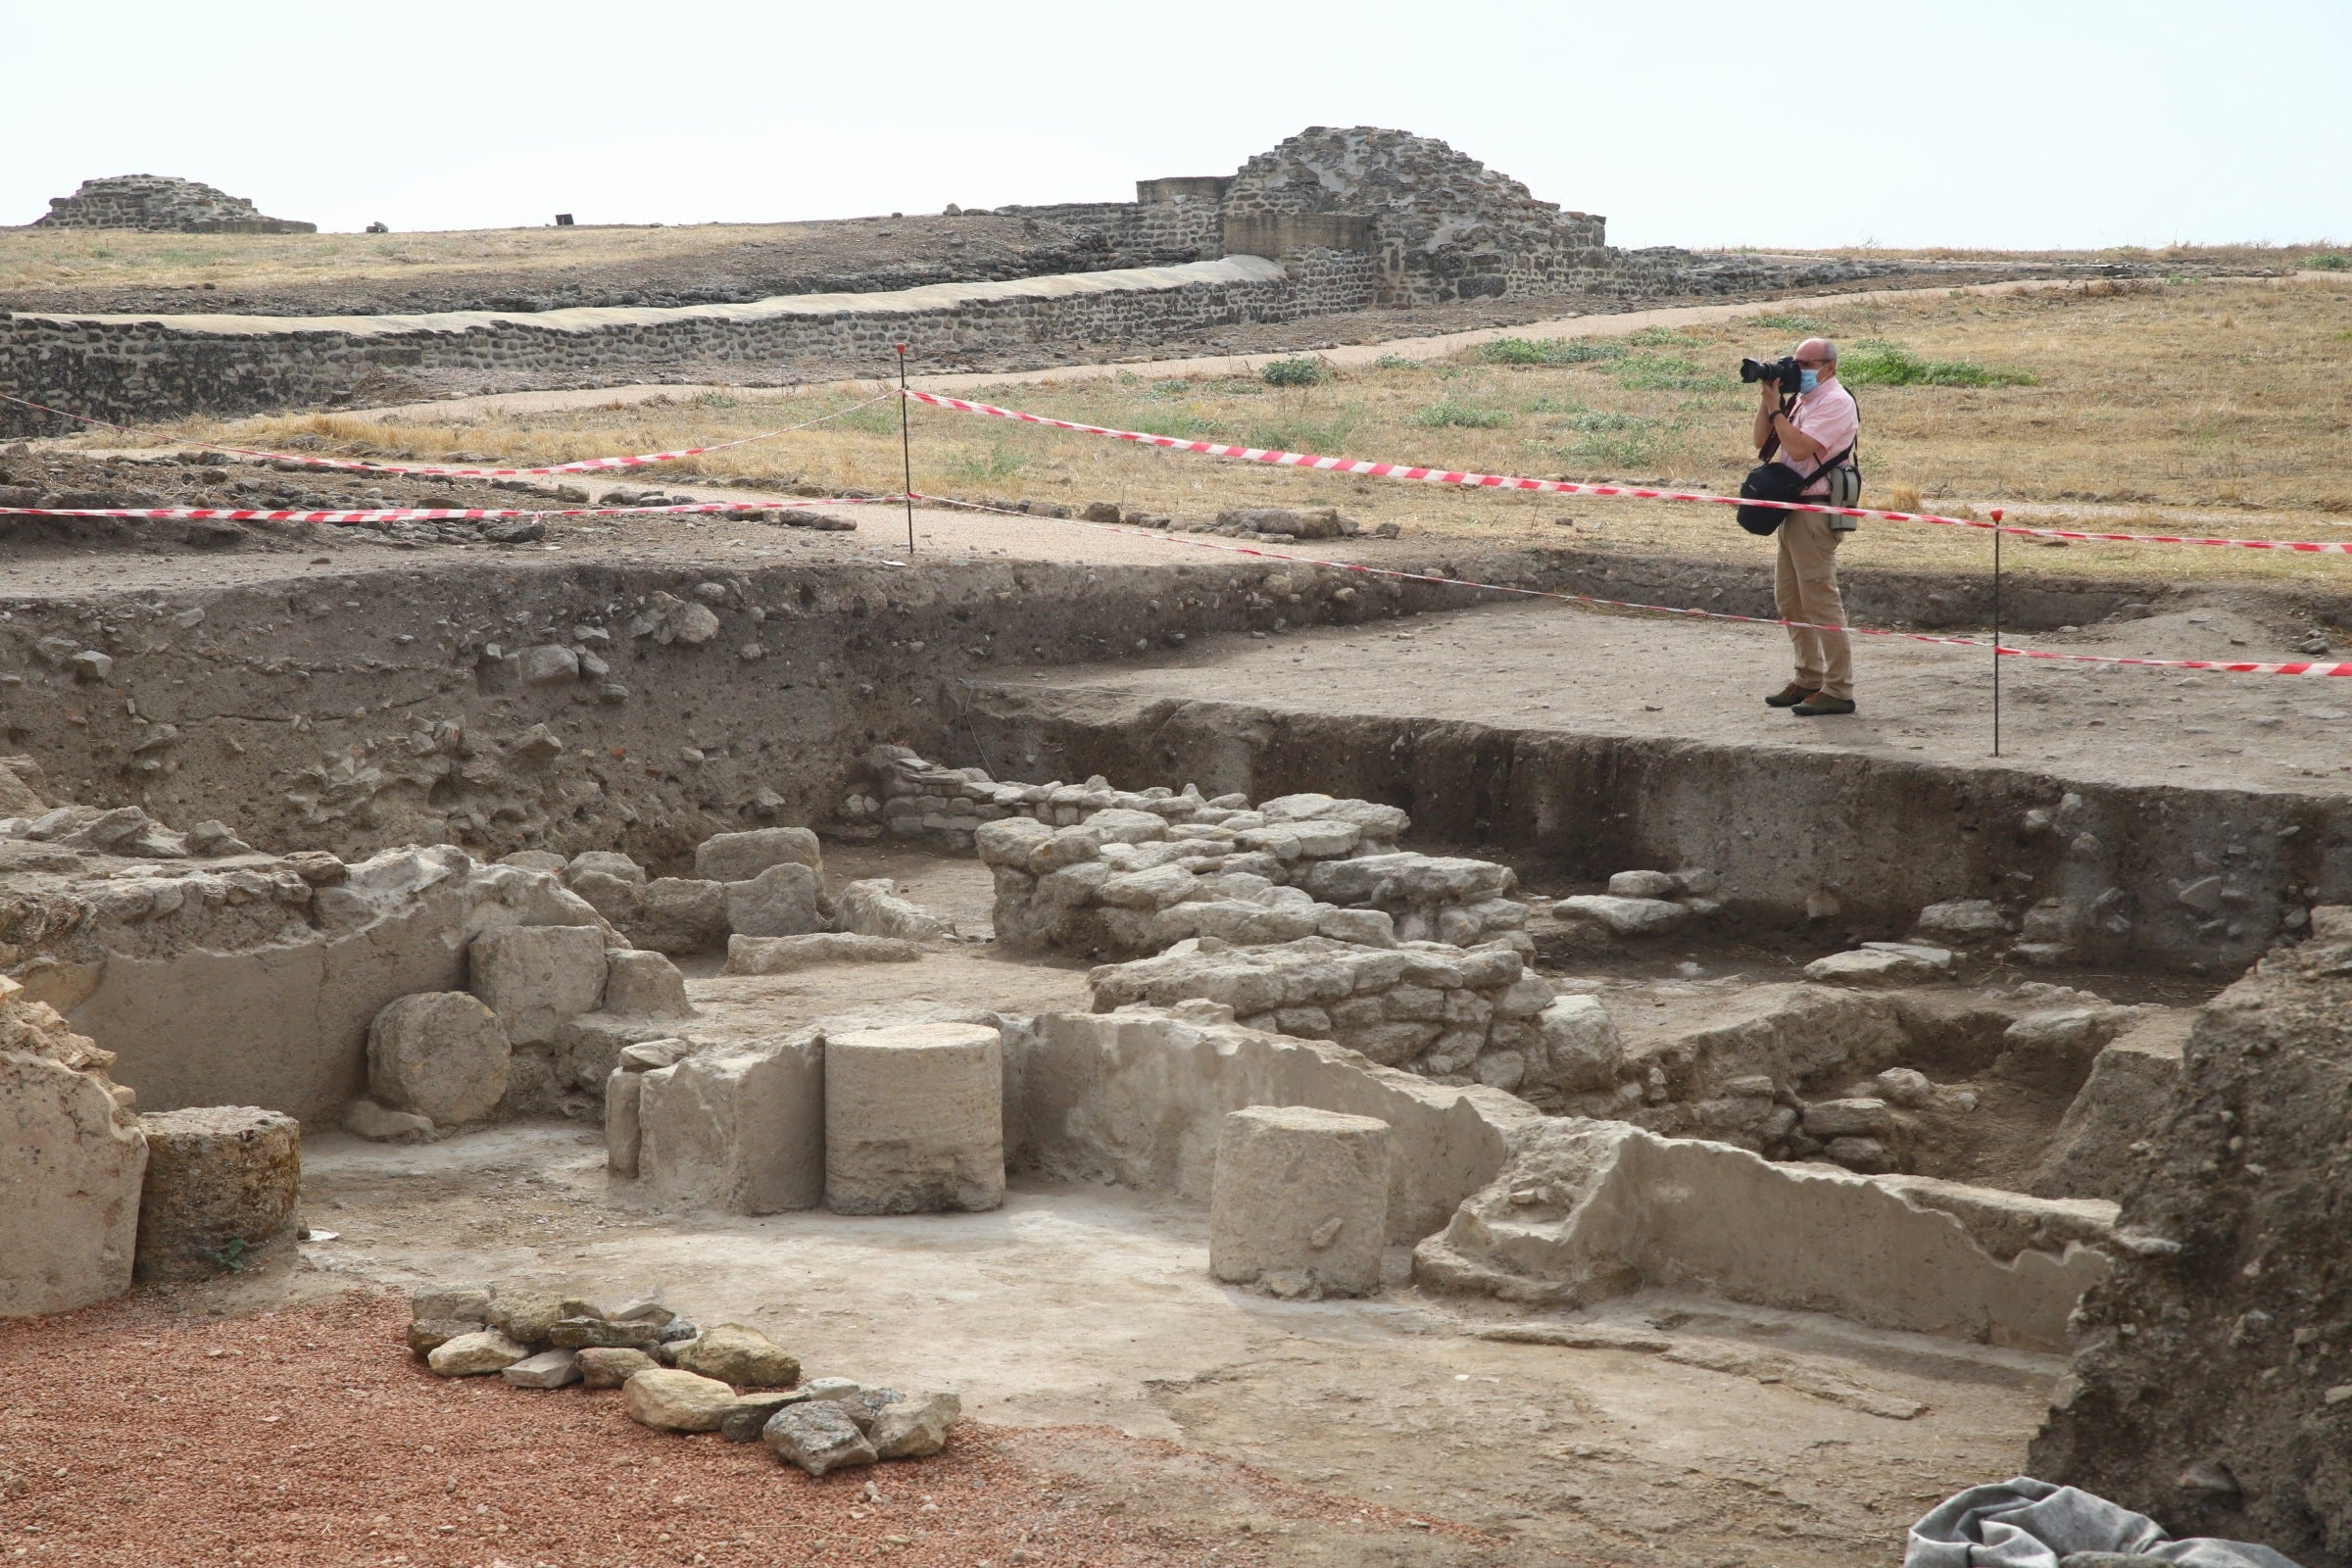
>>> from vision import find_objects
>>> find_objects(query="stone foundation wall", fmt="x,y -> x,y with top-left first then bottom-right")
0,254 -> 1373,435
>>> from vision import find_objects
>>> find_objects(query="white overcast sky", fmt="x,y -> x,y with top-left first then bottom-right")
7,0 -> 2346,249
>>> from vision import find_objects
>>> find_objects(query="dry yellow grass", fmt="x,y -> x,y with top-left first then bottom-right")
0,222 -> 834,295
160,273 -> 2352,592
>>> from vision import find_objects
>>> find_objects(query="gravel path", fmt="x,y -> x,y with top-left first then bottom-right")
0,1291 -> 1457,1567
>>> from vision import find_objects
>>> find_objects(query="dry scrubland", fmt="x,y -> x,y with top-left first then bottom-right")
167,273 -> 2352,590
0,227 -> 2335,296
0,221 -> 852,294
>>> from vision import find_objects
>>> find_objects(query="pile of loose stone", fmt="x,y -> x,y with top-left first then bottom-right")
982,799 -> 1539,958
409,1285 -> 960,1476
861,748 -> 1531,956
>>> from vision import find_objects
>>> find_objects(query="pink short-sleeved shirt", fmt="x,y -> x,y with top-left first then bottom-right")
1779,379 -> 1858,497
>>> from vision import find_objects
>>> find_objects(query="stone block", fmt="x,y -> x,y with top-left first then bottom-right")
1606,869 -> 1680,900
638,1028 -> 825,1213
1210,1104 -> 1389,1298
2029,1013 -> 2190,1200
132,1105 -> 301,1282
726,862 -> 827,938
835,879 -> 950,941
1532,996 -> 1622,1092
765,1400 -> 877,1476
719,1390 -> 811,1443
406,1317 -> 483,1355
695,827 -> 822,884
1914,899 -> 2007,945
557,1012 -> 684,1091
568,850 -> 646,885
0,985 -> 147,1316
503,1348 -> 581,1389
721,933 -> 923,973
1315,906 -> 1396,948
428,1330 -> 529,1376
823,1021 -> 1004,1215
633,877 -> 730,954
623,1368 -> 737,1432
469,924 -> 609,1045
577,1347 -> 658,1389
671,1323 -> 800,1388
411,1283 -> 493,1321
549,1315 -> 662,1350
1553,894 -> 1688,937
607,1069 -> 644,1177
566,869 -> 645,929
344,1098 -> 435,1143
367,992 -> 511,1126
1804,943 -> 1954,987
602,950 -> 693,1018
871,1391 -> 962,1458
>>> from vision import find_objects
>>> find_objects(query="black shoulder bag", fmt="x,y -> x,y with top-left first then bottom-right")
1737,389 -> 1862,536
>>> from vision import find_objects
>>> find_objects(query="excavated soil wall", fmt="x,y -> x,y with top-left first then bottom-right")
961,689 -> 2350,977
4,548 -> 2338,975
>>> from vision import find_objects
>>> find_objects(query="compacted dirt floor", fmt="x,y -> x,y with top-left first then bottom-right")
0,1130 -> 2055,1568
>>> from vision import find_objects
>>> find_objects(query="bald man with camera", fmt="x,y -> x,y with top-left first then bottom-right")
1740,337 -> 1861,716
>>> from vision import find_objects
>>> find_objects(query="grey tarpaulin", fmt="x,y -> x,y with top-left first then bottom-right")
1906,1479 -> 2303,1568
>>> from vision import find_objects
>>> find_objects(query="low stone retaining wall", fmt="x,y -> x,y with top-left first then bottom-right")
0,254 -> 1373,434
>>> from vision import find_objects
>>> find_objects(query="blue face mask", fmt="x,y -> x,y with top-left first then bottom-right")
1797,368 -> 1820,393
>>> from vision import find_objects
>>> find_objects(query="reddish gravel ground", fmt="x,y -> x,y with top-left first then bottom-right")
0,1291 -> 1476,1568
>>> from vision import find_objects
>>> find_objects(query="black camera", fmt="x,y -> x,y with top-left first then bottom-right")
1739,355 -> 1802,386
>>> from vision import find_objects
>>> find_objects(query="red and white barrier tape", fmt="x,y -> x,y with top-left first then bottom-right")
907,490 -> 2352,678
902,389 -> 2352,555
0,389 -> 892,478
0,497 -> 893,525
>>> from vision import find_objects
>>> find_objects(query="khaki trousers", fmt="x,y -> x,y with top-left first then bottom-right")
1774,510 -> 1852,701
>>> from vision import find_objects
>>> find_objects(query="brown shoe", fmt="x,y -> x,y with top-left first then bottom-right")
1765,682 -> 1818,709
1790,693 -> 1857,716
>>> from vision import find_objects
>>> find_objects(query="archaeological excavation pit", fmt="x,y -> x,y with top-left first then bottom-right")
3,513 -> 2344,1567
4,122 -> 2347,1558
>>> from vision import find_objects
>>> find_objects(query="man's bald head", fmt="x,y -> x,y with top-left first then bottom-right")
1797,337 -> 1839,365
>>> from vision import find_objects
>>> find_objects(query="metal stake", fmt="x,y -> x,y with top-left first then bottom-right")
1991,507 -> 2004,758
896,344 -> 914,557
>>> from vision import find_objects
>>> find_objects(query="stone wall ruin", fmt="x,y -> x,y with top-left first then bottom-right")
30,174 -> 316,234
